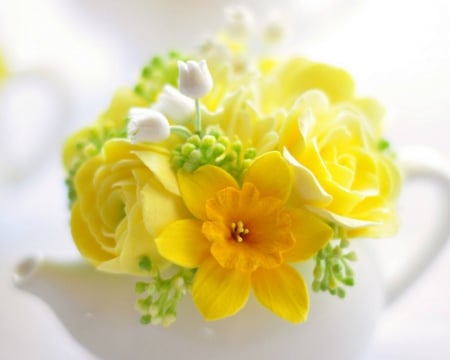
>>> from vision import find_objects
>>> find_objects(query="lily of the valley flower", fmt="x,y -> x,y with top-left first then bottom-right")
152,85 -> 195,124
156,152 -> 332,322
263,12 -> 288,45
224,5 -> 255,39
128,107 -> 170,144
178,60 -> 213,99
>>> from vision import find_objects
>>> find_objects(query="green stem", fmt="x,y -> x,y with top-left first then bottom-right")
194,98 -> 202,134
170,125 -> 193,139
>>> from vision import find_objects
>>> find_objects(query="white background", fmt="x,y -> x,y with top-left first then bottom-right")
0,0 -> 449,359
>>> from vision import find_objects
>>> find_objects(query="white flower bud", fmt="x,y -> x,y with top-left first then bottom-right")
263,14 -> 287,45
152,85 -> 195,124
127,107 -> 170,144
178,59 -> 213,99
225,5 -> 255,39
200,37 -> 232,65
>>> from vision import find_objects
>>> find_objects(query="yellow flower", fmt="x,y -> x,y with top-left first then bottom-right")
280,90 -> 401,238
63,87 -> 148,172
156,152 -> 332,322
199,54 -> 400,238
71,139 -> 189,275
0,53 -> 7,83
200,56 -> 361,156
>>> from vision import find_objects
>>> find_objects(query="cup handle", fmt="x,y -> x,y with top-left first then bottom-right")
384,145 -> 450,303
0,66 -> 71,183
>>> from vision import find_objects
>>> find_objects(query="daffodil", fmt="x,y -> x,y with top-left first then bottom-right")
156,152 -> 332,322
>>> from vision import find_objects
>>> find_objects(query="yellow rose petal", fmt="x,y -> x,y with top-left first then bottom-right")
283,148 -> 332,206
138,169 -> 189,238
192,257 -> 251,321
297,62 -> 355,103
135,150 -> 180,196
252,264 -> 309,323
71,202 -> 114,266
118,203 -> 169,275
155,220 -> 210,268
178,165 -> 238,220
305,205 -> 378,229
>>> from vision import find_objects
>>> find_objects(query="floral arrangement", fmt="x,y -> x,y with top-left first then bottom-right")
63,7 -> 401,327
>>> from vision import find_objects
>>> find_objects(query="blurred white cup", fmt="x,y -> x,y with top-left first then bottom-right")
0,55 -> 71,185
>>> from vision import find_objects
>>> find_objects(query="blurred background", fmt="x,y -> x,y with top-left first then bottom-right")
0,0 -> 449,358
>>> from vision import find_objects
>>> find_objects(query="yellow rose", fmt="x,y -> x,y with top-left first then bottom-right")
279,89 -> 401,238
70,139 -> 189,275
201,57 -> 364,155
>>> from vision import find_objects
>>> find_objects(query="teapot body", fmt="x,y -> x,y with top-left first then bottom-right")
15,240 -> 382,360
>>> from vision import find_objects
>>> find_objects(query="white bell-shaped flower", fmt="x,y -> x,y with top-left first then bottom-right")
178,59 -> 213,99
152,85 -> 195,124
127,108 -> 170,144
224,5 -> 255,39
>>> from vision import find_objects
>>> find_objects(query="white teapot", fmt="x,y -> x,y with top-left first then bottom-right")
13,146 -> 450,360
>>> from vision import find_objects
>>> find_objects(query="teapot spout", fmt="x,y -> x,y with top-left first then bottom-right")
13,253 -> 102,306
13,253 -> 139,317
13,253 -> 44,292
12,253 -> 148,359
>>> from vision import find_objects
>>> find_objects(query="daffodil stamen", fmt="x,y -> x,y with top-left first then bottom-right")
230,220 -> 250,242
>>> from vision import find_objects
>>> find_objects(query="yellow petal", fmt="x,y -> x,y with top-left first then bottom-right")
138,172 -> 189,238
119,203 -> 170,275
71,202 -> 114,265
304,205 -> 378,229
178,165 -> 238,220
283,208 -> 333,262
135,150 -> 180,195
97,87 -> 148,128
283,148 -> 332,207
155,220 -> 210,268
296,62 -> 355,103
244,152 -> 293,203
252,264 -> 309,323
192,257 -> 251,320
353,97 -> 385,138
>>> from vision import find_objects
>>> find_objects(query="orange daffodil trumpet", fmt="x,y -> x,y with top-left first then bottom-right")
63,8 -> 401,327
156,152 -> 332,322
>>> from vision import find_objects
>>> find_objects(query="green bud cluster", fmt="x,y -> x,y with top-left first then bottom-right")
171,127 -> 257,180
134,51 -> 188,102
135,257 -> 194,327
65,124 -> 128,207
311,231 -> 357,298
377,138 -> 390,152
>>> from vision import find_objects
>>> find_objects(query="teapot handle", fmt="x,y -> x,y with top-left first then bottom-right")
384,145 -> 450,304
